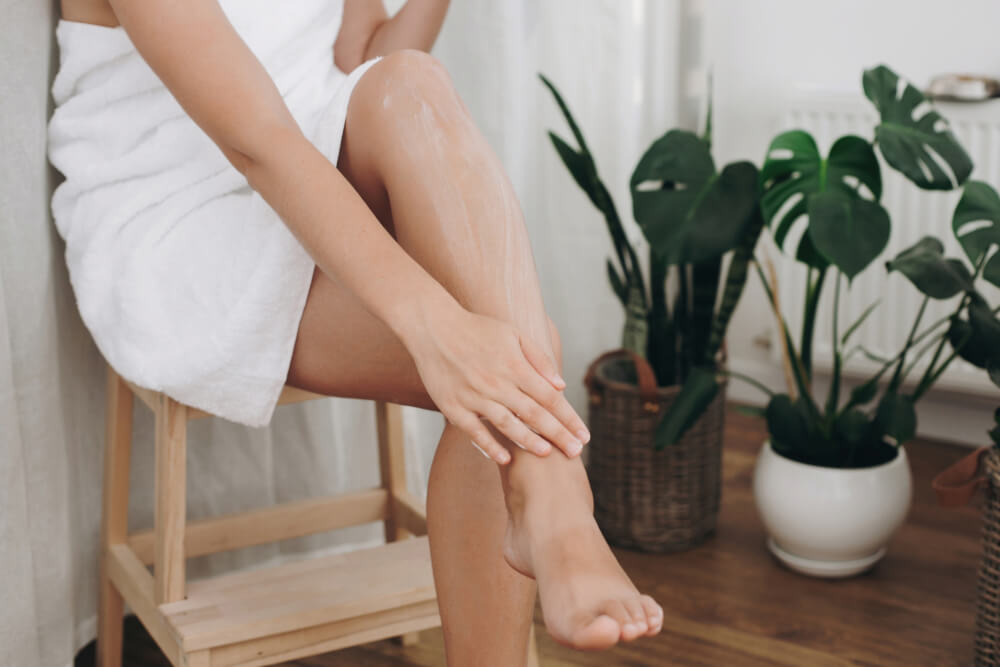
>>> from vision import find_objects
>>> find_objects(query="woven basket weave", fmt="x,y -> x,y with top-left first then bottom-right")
583,348 -> 727,553
978,448 -> 1000,665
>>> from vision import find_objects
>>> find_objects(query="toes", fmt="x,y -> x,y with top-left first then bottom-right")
640,595 -> 663,635
570,614 -> 621,651
603,600 -> 642,642
622,597 -> 649,638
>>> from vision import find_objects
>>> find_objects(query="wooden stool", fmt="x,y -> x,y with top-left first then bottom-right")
96,364 -> 541,666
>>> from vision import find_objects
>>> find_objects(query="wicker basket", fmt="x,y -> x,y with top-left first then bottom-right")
583,348 -> 727,553
978,448 -> 1000,664
932,444 -> 1000,665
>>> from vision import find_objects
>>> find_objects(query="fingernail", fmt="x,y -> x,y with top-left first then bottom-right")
536,442 -> 552,455
568,440 -> 583,456
553,374 -> 566,387
576,428 -> 590,444
497,449 -> 511,464
623,623 -> 637,635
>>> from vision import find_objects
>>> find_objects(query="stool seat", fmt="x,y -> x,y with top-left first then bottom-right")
162,537 -> 439,665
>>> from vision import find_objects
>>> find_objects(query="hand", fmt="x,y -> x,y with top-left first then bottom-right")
405,304 -> 590,464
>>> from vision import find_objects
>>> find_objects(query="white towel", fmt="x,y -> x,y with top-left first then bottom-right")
48,0 -> 379,426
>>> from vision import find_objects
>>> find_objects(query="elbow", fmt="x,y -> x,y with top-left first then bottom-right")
334,20 -> 386,73
221,120 -> 303,178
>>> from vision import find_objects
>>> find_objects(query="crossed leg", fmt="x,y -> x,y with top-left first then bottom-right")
286,50 -> 662,664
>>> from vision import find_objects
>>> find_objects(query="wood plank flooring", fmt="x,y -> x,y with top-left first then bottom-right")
75,409 -> 984,666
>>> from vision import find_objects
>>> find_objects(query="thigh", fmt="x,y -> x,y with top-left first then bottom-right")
286,58 -> 421,406
285,263 -> 436,410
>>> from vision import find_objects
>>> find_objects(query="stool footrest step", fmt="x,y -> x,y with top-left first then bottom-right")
161,536 -> 438,654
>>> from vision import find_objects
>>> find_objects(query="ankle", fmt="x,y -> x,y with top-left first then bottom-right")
502,463 -> 595,525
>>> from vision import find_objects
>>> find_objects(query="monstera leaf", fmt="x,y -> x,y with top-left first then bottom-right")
874,393 -> 917,445
886,237 -> 973,299
808,191 -> 890,280
863,64 -> 973,191
953,181 -> 1000,288
761,131 -> 887,276
631,129 -> 760,265
948,296 -> 1000,368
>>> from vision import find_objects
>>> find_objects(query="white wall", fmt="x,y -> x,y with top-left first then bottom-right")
703,0 -> 1000,444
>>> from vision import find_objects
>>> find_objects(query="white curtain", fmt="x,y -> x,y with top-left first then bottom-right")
0,2 -> 689,665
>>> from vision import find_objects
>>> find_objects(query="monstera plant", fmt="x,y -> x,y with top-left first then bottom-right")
541,75 -> 765,450
752,64 -> 1000,469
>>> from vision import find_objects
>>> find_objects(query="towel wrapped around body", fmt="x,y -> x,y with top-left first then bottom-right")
48,0 -> 379,426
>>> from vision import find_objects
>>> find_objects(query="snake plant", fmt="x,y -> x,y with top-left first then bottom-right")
542,75 -> 765,450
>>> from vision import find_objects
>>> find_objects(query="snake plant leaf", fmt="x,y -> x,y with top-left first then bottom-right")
622,286 -> 649,357
653,365 -> 720,449
606,258 -> 627,306
548,132 -> 597,206
631,129 -> 759,265
807,190 -> 890,280
948,297 -> 1000,368
953,181 -> 1000,288
875,392 -> 917,444
706,204 -> 766,358
885,237 -> 974,299
761,132 -> 883,270
863,64 -> 973,191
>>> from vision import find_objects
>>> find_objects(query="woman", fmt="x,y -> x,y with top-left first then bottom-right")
49,0 -> 663,662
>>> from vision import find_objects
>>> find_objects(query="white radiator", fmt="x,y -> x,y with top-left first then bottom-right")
771,94 -> 1000,396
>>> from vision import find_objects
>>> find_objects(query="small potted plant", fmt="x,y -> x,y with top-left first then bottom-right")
747,64 -> 1000,577
542,77 -> 764,552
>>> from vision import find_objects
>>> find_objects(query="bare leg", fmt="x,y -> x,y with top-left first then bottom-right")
287,50 -> 662,660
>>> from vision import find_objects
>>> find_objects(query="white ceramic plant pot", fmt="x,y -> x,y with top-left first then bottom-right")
752,440 -> 912,578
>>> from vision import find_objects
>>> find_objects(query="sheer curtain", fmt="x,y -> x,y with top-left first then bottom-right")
0,2 -> 690,665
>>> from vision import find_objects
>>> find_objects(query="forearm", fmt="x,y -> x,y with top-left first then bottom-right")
364,0 -> 450,58
242,126 -> 458,344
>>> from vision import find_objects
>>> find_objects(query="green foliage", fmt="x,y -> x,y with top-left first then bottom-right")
756,65 -> 998,468
863,64 -> 973,190
542,75 -> 765,449
543,64 -> 999,463
761,131 -> 884,272
885,238 -> 973,299
953,181 -> 1000,288
631,130 -> 760,265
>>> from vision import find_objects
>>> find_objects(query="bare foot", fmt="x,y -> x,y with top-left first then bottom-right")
502,476 -> 664,650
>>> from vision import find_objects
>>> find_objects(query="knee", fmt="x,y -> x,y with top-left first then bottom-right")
547,316 -> 563,372
354,49 -> 465,134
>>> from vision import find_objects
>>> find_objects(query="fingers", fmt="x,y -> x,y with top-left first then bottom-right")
506,391 -> 582,457
519,334 -> 566,390
450,410 -> 511,465
514,362 -> 590,454
478,400 -> 553,457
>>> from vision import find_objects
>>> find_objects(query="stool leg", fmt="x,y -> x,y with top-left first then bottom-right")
154,395 -> 188,604
98,368 -> 134,667
526,624 -> 541,667
375,401 -> 419,646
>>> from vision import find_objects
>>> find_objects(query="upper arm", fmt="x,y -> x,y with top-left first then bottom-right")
107,0 -> 302,172
335,0 -> 388,72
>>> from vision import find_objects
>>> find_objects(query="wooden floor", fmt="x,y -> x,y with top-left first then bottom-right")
75,409 -> 984,666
